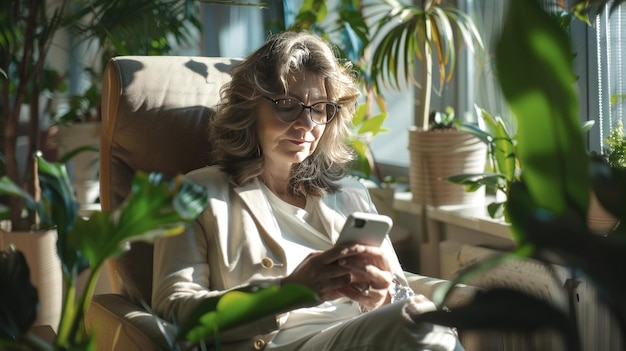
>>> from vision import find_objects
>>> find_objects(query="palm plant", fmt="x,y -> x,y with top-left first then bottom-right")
369,0 -> 484,131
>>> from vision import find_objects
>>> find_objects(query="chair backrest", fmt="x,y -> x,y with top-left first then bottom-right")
100,55 -> 241,305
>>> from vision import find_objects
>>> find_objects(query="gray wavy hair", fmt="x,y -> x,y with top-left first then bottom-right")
209,31 -> 360,196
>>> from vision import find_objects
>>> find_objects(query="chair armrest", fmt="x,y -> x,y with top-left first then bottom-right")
404,272 -> 503,351
86,294 -> 185,351
405,271 -> 479,309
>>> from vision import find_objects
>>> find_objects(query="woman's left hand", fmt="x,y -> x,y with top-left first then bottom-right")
335,244 -> 394,311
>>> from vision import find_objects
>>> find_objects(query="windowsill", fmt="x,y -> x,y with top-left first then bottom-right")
392,192 -> 512,241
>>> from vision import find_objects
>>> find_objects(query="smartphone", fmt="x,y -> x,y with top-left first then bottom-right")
335,212 -> 393,247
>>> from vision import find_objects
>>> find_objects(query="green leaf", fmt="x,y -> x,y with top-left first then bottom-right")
492,118 -> 517,183
0,177 -> 39,212
348,137 -> 372,179
486,201 -> 505,219
67,172 -> 209,271
181,284 -> 319,343
495,0 -> 589,218
352,103 -> 367,127
447,173 -> 507,193
36,155 -> 85,275
357,112 -> 388,136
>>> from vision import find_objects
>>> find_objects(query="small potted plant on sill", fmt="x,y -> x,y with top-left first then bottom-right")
447,105 -> 520,220
584,119 -> 626,234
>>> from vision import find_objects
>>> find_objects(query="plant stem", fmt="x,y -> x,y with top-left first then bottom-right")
55,272 -> 77,346
67,264 -> 102,344
419,17 -> 433,131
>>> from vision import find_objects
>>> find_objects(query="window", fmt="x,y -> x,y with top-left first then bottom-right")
589,2 -> 626,153
197,1 -> 624,171
461,0 -> 626,156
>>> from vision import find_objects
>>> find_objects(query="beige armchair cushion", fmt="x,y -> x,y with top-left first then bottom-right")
99,55 -> 241,305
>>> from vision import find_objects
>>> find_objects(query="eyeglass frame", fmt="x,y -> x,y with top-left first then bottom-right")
261,96 -> 341,125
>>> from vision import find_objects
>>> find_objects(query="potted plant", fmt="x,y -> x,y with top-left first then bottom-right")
585,119 -> 626,234
405,0 -> 626,348
52,77 -> 102,208
367,0 -> 486,207
0,0 -> 204,230
447,105 -> 520,219
0,154 -> 318,350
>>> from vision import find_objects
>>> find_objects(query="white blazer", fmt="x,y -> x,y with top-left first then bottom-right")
152,165 -> 408,350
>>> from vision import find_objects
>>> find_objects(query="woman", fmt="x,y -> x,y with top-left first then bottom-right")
152,31 -> 463,351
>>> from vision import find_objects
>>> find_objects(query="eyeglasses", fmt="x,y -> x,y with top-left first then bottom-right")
261,96 -> 341,125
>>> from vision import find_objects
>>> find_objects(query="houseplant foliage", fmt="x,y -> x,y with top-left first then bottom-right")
0,0 -> 203,230
288,0 -> 392,184
0,154 -> 318,350
368,0 -> 488,206
447,106 -> 519,219
348,103 -> 388,183
369,0 -> 484,130
604,120 -> 626,169
409,0 -> 626,349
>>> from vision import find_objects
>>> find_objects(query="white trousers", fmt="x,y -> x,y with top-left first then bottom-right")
267,298 -> 464,351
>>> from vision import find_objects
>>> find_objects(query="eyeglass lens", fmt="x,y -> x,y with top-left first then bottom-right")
267,97 -> 338,124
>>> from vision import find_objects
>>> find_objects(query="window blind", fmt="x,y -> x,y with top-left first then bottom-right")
596,2 -> 626,152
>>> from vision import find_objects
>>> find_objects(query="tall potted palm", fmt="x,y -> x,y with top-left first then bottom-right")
369,0 -> 486,206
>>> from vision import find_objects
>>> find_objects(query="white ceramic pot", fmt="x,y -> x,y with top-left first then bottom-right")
408,127 -> 487,207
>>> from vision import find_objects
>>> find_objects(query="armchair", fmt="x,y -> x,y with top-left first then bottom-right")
86,56 -> 496,351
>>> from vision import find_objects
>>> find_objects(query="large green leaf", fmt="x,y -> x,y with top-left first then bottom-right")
181,284 -> 319,344
36,155 -> 87,275
67,172 -> 209,270
473,107 -> 517,184
495,0 -> 589,219
0,177 -> 39,213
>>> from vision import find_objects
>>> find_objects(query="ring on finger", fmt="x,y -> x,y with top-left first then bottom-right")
355,283 -> 372,296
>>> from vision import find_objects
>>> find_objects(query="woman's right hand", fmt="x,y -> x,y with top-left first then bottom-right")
280,245 -> 359,302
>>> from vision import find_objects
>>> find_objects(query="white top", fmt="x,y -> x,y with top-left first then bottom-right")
259,182 -> 361,348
